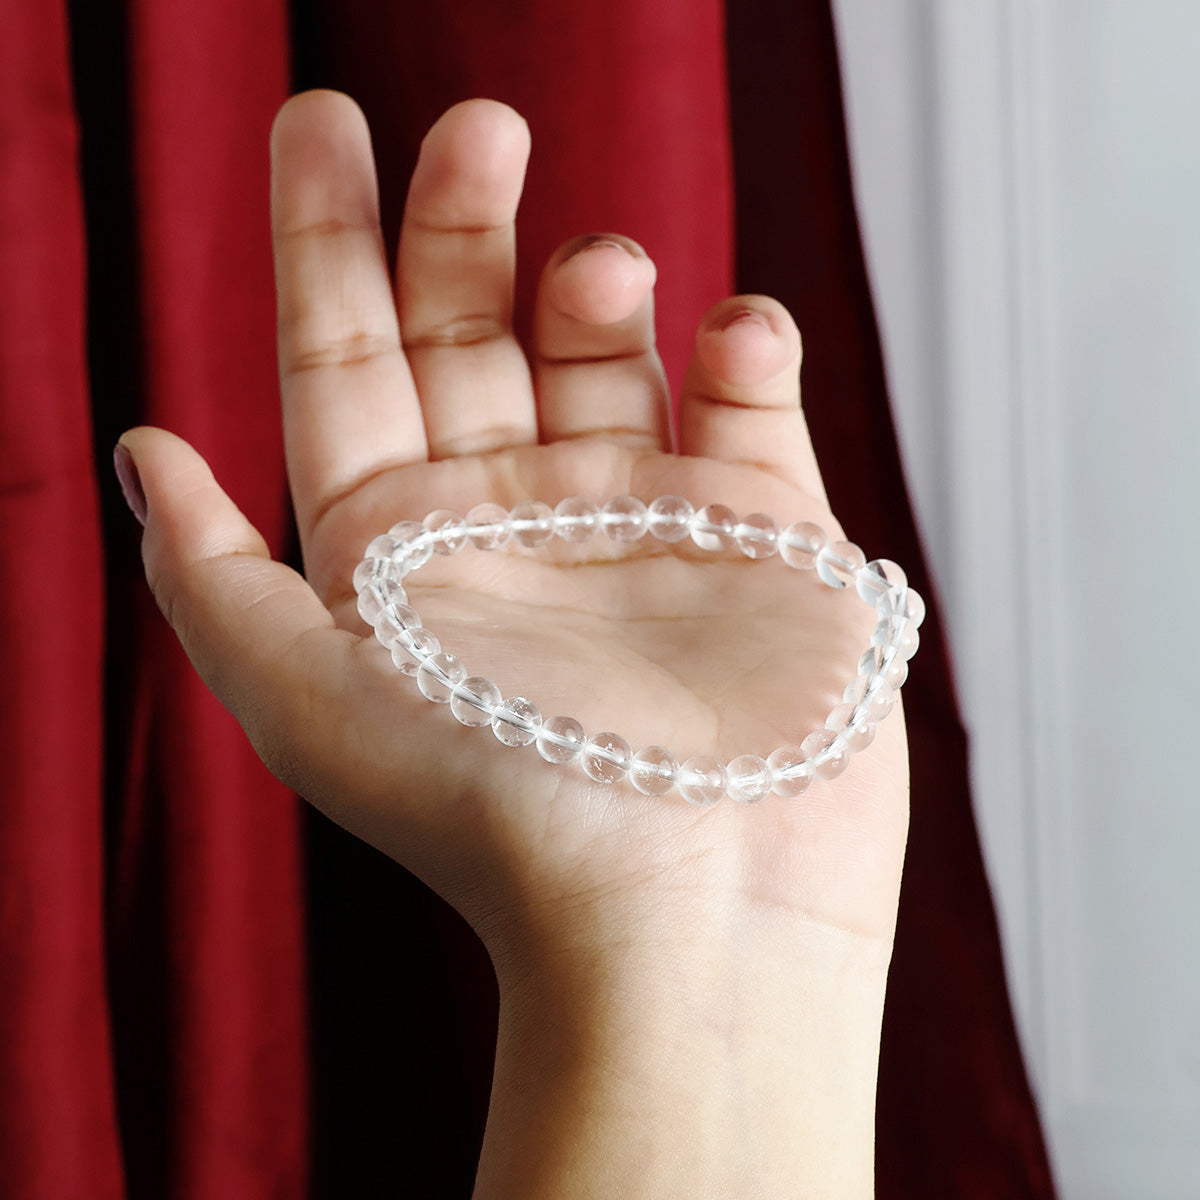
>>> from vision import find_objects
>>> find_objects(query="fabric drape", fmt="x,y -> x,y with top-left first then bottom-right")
0,0 -> 1056,1195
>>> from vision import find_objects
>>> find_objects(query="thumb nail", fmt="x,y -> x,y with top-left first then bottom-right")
113,442 -> 148,526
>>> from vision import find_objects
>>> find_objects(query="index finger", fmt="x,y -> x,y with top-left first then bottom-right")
272,91 -> 428,544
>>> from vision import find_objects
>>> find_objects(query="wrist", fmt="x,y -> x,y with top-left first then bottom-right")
474,896 -> 890,1199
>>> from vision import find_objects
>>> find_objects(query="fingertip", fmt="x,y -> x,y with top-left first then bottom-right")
425,98 -> 530,152
412,99 -> 531,219
695,297 -> 801,388
271,90 -> 367,156
548,236 -> 657,325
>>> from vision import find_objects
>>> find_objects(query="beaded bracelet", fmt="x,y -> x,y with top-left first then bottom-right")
353,495 -> 923,806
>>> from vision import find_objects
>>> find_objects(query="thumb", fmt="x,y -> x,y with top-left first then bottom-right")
115,426 -> 342,762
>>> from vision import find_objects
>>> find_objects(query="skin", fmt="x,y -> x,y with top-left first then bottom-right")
118,90 -> 910,1198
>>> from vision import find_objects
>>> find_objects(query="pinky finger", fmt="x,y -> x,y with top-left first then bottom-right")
676,296 -> 827,504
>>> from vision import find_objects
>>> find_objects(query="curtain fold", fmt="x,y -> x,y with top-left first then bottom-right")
0,0 -> 1056,1195
0,2 -> 123,1197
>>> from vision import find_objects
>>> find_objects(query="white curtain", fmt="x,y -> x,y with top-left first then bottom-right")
833,2 -> 1200,1197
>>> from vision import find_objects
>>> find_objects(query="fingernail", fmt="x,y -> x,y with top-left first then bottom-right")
113,442 -> 147,526
562,235 -> 635,263
713,308 -> 771,333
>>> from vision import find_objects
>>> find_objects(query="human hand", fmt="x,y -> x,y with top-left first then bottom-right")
118,90 -> 910,1197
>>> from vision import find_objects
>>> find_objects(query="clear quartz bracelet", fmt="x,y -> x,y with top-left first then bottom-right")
353,495 -> 924,806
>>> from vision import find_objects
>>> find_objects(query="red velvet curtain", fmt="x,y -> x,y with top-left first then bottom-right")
0,0 -> 1055,1196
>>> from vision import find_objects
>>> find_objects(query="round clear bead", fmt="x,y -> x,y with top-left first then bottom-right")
373,602 -> 422,649
898,587 -> 926,628
424,509 -> 467,554
816,539 -> 866,589
364,533 -> 402,562
801,728 -> 849,780
767,746 -> 813,797
391,628 -> 440,676
629,746 -> 679,796
510,500 -> 556,548
691,503 -> 737,551
646,495 -> 694,543
779,521 -> 827,569
677,756 -> 728,806
416,652 -> 466,703
536,715 -> 586,764
465,502 -> 511,551
734,513 -> 780,559
353,556 -> 391,594
554,496 -> 601,543
601,495 -> 648,541
356,579 -> 402,626
825,703 -> 876,753
581,732 -> 632,783
492,697 -> 541,747
846,673 -> 896,722
855,557 -> 908,604
859,646 -> 908,691
874,617 -> 920,661
387,521 -> 434,571
725,754 -> 772,804
450,676 -> 501,727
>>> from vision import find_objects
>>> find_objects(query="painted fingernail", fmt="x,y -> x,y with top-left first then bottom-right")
714,308 -> 771,332
113,442 -> 147,526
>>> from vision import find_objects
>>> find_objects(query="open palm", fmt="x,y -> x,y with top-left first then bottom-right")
125,91 -> 910,967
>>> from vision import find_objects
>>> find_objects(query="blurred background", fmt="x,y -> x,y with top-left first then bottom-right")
835,2 -> 1200,1196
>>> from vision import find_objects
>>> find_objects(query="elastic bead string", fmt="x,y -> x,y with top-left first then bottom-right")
353,495 -> 923,806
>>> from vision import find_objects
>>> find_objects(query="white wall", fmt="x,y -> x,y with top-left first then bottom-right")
832,3 -> 1200,1196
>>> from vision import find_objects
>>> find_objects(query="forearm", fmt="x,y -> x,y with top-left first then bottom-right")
473,904 -> 890,1199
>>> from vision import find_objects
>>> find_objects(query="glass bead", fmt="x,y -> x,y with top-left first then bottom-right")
725,754 -> 772,804
353,556 -> 390,593
465,502 -> 511,551
601,495 -> 648,541
629,746 -> 679,796
510,500 -> 556,548
372,602 -> 422,649
491,697 -> 541,747
898,587 -> 926,628
677,755 -> 728,806
767,746 -> 813,797
874,617 -> 920,662
424,508 -> 467,554
391,628 -> 440,676
855,557 -> 908,605
357,578 -> 409,625
734,513 -> 780,559
847,673 -> 895,722
779,521 -> 827,569
646,495 -> 694,543
554,496 -> 600,543
801,728 -> 849,780
825,703 -> 877,753
416,652 -> 466,703
691,503 -> 737,551
450,676 -> 501,727
859,646 -> 908,691
364,533 -> 402,562
581,732 -> 632,783
816,539 -> 866,589
536,715 -> 586,764
387,521 -> 434,571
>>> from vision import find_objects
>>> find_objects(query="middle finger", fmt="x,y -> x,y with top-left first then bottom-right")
398,100 -> 537,459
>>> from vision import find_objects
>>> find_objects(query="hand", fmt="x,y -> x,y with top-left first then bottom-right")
119,90 -> 909,1197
